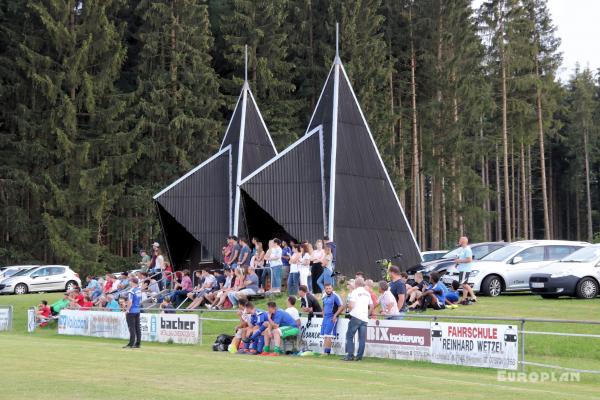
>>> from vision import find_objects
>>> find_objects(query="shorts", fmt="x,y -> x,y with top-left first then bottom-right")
446,292 -> 459,303
320,316 -> 337,338
458,271 -> 470,284
278,326 -> 300,338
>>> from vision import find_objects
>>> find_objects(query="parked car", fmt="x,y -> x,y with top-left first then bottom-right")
0,265 -> 81,295
0,265 -> 38,280
443,240 -> 589,296
530,245 -> 600,299
408,242 -> 507,278
420,250 -> 448,263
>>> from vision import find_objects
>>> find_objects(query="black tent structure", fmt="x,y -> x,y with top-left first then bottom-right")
240,36 -> 421,276
153,48 -> 277,268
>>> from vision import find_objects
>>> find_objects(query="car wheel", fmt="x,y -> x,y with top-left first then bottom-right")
14,283 -> 28,295
481,275 -> 503,297
541,294 -> 560,299
576,278 -> 599,299
65,280 -> 78,291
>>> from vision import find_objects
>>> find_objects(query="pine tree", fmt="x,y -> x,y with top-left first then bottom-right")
218,0 -> 301,147
0,1 -> 133,273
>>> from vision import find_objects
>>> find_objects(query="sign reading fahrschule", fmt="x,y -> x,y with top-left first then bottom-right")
430,322 -> 519,370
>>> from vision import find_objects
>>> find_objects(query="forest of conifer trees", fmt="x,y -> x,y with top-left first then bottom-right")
1,0 -> 599,274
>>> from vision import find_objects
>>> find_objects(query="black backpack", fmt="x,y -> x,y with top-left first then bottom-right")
212,334 -> 234,351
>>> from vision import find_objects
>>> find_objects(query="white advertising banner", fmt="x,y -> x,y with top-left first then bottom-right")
58,310 -> 198,344
156,314 -> 199,344
300,318 -> 431,361
300,317 -> 348,354
0,308 -> 11,331
430,322 -> 519,370
365,319 -> 431,361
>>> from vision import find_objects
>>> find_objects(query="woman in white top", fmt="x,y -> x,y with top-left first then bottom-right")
311,240 -> 325,293
287,244 -> 302,295
300,242 -> 313,292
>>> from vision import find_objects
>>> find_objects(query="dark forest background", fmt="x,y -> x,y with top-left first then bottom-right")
1,0 -> 599,274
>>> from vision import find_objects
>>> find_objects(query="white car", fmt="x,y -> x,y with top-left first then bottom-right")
0,265 -> 38,280
443,240 -> 589,296
530,245 -> 600,299
420,250 -> 448,263
0,265 -> 81,295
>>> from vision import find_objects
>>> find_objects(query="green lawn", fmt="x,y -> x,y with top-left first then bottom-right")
1,292 -> 600,399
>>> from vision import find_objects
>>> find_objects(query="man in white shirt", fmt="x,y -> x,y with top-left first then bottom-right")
343,277 -> 372,361
284,296 -> 301,328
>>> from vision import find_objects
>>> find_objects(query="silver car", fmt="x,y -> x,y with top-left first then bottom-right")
0,265 -> 81,295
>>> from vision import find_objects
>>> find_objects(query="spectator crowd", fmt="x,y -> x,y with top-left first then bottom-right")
35,235 -> 477,361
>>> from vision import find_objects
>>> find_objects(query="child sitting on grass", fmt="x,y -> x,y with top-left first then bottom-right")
445,280 -> 460,309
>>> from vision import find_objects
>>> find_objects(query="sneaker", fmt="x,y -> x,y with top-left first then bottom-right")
205,305 -> 212,310
122,345 -> 132,349
354,357 -> 363,361
132,345 -> 140,349
341,356 -> 354,361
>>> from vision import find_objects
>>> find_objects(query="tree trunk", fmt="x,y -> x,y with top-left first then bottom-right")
536,64 -> 551,238
575,184 -> 581,241
548,147 -> 555,237
499,10 -> 511,242
495,150 -> 502,241
584,128 -> 593,241
409,6 -> 420,242
528,145 -> 534,238
520,143 -> 528,239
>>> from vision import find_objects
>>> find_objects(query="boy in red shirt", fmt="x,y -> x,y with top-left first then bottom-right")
36,300 -> 51,326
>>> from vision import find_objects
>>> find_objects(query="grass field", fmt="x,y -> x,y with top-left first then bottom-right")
1,292 -> 600,399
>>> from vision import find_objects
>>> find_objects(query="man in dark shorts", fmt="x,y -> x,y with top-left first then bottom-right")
455,236 -> 476,304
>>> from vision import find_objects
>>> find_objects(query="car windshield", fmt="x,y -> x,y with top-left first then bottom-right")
442,247 -> 461,259
560,246 -> 600,263
11,268 -> 35,277
481,245 -> 525,262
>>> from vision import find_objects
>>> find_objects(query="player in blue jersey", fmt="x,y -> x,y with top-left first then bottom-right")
243,302 -> 269,354
261,302 -> 300,356
321,283 -> 344,355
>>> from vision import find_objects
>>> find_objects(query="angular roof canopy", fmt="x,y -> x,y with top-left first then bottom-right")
240,55 -> 421,275
154,81 -> 276,266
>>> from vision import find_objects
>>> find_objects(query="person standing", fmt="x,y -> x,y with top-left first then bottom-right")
324,236 -> 336,273
343,277 -> 372,361
238,238 -> 252,268
265,238 -> 283,293
317,245 -> 334,293
124,277 -> 142,349
139,249 -> 151,273
299,242 -> 313,292
281,240 -> 292,292
311,240 -> 325,294
229,236 -> 241,270
287,244 -> 301,295
456,236 -> 477,304
320,283 -> 344,355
